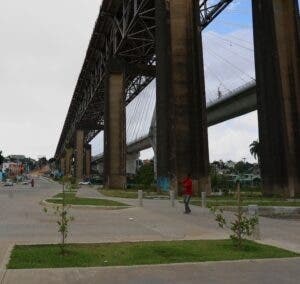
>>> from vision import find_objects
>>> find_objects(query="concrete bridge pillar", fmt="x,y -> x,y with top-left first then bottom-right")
85,144 -> 92,178
60,157 -> 66,175
149,108 -> 157,179
155,0 -> 211,195
65,148 -> 73,176
75,129 -> 84,180
104,69 -> 126,189
252,0 -> 300,197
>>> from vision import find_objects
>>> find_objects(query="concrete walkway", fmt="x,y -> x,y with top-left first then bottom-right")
76,186 -> 139,206
76,186 -> 103,199
2,180 -> 300,283
2,258 -> 300,284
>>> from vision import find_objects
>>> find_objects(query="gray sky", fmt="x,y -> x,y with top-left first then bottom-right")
0,0 -> 258,163
0,0 -> 102,159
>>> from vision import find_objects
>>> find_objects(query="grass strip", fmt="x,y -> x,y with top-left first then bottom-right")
46,193 -> 128,207
7,240 -> 298,269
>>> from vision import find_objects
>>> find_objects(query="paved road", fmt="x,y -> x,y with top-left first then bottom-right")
1,178 -> 300,283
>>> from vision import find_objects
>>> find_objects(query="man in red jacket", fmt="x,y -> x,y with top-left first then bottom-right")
182,174 -> 192,214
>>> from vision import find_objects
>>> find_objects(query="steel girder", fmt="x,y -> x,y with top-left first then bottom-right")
55,0 -> 234,158
199,0 -> 234,29
55,0 -> 156,157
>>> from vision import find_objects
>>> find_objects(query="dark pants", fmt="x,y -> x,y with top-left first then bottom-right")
183,195 -> 191,213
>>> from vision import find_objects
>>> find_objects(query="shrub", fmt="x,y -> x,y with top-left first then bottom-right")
211,182 -> 258,249
44,180 -> 74,255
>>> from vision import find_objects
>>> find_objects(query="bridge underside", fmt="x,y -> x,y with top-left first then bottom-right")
56,0 -> 300,197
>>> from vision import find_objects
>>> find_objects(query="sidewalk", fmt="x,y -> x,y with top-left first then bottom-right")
2,258 -> 300,284
2,183 -> 300,283
76,186 -> 138,206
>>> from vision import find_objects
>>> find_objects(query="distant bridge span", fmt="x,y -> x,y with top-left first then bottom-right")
92,81 -> 256,163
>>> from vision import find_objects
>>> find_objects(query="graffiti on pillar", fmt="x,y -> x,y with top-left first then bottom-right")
157,177 -> 170,192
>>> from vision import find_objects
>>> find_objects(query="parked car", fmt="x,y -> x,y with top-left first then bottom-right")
4,179 -> 13,186
79,181 -> 91,185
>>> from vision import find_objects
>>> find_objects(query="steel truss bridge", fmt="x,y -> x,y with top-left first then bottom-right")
55,0 -> 234,158
55,0 -> 300,197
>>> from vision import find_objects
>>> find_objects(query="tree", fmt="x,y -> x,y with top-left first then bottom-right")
249,140 -> 260,161
0,151 -> 4,165
135,162 -> 154,189
44,177 -> 74,255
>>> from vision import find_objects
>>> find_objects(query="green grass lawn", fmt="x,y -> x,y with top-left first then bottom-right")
46,193 -> 129,207
7,240 -> 298,269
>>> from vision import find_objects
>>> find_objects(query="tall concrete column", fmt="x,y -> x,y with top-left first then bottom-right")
85,144 -> 92,178
155,0 -> 211,194
75,129 -> 84,180
149,108 -> 157,179
104,69 -> 126,189
252,0 -> 300,197
65,148 -> 73,176
60,157 -> 66,175
155,0 -> 171,180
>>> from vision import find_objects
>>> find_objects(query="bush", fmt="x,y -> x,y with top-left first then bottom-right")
211,183 -> 258,249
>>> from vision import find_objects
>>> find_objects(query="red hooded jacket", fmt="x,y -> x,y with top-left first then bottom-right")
182,177 -> 192,196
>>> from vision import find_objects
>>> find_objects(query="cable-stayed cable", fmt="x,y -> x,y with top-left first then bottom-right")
205,32 -> 254,52
205,46 -> 255,82
204,34 -> 254,63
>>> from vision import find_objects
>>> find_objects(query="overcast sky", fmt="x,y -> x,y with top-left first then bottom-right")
0,0 -> 102,159
0,0 -> 258,163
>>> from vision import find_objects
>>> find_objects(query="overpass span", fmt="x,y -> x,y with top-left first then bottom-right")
93,81 -> 256,163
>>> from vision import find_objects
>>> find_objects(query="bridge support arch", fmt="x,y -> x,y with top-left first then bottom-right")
252,0 -> 300,197
156,0 -> 211,195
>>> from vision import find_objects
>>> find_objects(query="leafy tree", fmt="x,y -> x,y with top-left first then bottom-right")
250,140 -> 260,161
211,173 -> 230,192
135,162 -> 154,189
234,161 -> 252,174
0,151 -> 4,165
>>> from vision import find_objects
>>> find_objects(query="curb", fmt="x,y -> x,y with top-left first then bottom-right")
4,255 -> 300,271
40,200 -> 132,210
0,243 -> 14,269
